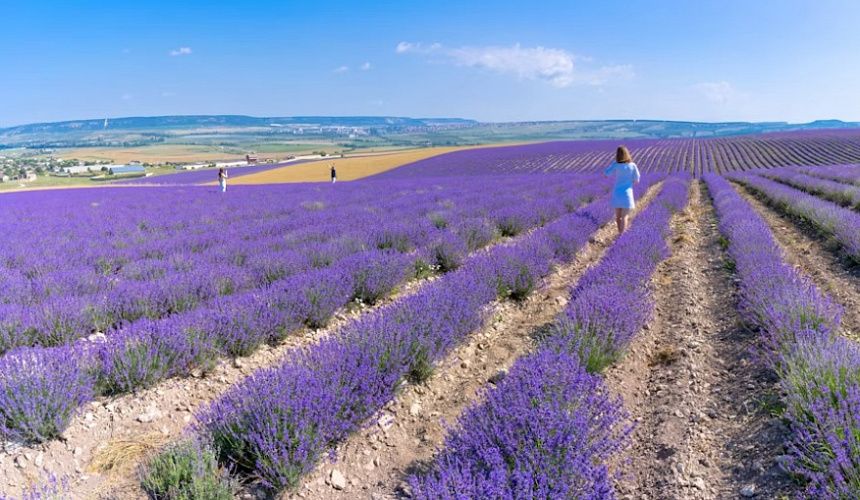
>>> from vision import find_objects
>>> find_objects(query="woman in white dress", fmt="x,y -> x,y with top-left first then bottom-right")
603,146 -> 641,234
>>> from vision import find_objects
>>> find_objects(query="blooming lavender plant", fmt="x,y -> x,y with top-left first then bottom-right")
341,249 -> 415,305
0,346 -> 94,443
96,318 -> 219,395
140,438 -> 237,500
409,349 -> 630,499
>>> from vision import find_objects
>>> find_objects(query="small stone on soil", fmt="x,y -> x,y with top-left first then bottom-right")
740,484 -> 756,497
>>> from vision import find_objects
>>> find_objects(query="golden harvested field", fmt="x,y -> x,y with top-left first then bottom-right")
58,145 -> 248,164
228,147 -> 472,184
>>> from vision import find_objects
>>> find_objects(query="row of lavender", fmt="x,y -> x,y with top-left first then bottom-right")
760,168 -> 860,210
0,176 -> 614,444
0,175 -> 607,355
375,130 -> 860,178
409,175 -> 691,496
795,163 -> 860,186
135,177 -> 664,497
725,172 -> 860,262
704,174 -> 858,499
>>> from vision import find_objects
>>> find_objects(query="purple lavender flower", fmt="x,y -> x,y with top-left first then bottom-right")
409,349 -> 630,499
0,345 -> 94,443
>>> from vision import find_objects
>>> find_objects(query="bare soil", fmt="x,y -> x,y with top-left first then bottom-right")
735,182 -> 860,340
605,182 -> 796,500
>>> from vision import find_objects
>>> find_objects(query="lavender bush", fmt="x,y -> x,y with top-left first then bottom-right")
140,438 -> 237,500
409,350 -> 631,499
0,346 -> 94,443
96,318 -> 219,395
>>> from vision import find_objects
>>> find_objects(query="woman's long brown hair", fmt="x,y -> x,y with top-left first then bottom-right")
615,146 -> 633,163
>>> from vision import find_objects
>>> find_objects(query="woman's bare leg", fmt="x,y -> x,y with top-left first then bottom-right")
615,208 -> 629,234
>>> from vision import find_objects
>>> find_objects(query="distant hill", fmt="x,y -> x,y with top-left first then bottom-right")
1,115 -> 858,150
0,115 -> 477,136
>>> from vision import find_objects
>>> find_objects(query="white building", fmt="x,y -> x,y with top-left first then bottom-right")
214,160 -> 248,168
62,165 -> 93,174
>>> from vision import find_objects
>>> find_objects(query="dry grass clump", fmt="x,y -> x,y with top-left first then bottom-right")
89,433 -> 171,476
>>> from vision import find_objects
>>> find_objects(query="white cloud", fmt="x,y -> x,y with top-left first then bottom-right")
334,66 -> 349,73
447,44 -> 574,87
170,47 -> 192,56
361,62 -> 371,71
695,81 -> 737,104
396,42 -> 441,54
396,42 -> 632,88
396,41 -> 418,53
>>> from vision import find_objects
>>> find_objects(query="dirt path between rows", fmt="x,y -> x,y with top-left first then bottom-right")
288,186 -> 664,500
606,181 -> 796,500
734,183 -> 860,340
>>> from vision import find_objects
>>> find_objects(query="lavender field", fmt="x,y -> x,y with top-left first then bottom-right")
2,135 -> 860,500
376,129 -> 860,178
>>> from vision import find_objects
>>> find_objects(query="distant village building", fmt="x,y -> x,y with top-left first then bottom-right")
62,165 -> 92,175
0,174 -> 10,183
108,165 -> 146,175
23,172 -> 37,182
214,160 -> 248,168
246,154 -> 258,164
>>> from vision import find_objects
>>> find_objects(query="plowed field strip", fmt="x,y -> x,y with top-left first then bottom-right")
608,182 -> 796,500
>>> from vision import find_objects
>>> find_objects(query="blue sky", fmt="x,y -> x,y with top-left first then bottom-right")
1,0 -> 859,127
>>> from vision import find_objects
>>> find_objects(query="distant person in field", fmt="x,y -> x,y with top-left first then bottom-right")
330,164 -> 337,184
218,168 -> 228,193
604,146 -> 641,234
